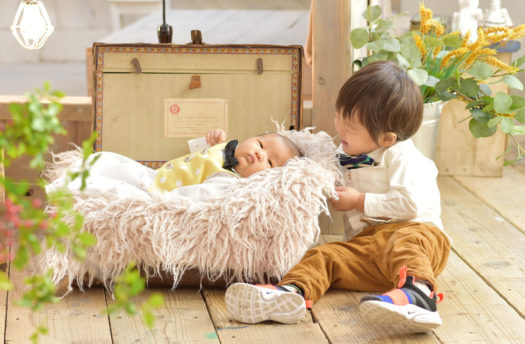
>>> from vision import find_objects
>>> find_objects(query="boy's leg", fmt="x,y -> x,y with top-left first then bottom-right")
359,222 -> 451,333
226,227 -> 392,324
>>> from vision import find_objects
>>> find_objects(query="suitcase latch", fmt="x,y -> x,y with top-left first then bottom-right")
256,58 -> 264,75
131,58 -> 142,73
190,75 -> 201,89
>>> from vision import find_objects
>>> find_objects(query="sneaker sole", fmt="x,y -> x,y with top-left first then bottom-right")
359,300 -> 442,333
225,283 -> 306,324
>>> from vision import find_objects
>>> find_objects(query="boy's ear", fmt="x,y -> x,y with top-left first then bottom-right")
378,132 -> 397,148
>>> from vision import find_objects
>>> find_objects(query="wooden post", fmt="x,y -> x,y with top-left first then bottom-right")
311,0 -> 353,138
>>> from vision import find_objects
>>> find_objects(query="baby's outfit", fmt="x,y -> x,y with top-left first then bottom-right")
46,141 -> 240,202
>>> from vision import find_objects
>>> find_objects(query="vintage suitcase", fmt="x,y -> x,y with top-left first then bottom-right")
91,42 -> 303,166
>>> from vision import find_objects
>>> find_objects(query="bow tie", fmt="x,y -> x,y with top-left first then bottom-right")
337,153 -> 378,170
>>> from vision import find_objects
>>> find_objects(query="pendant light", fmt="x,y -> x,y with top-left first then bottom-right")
10,0 -> 54,50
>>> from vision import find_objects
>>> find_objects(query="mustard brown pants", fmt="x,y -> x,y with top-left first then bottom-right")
278,222 -> 451,303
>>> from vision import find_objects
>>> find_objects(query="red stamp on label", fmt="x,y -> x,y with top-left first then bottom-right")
170,104 -> 181,115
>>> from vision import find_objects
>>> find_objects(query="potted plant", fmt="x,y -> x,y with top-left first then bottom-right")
350,3 -> 525,164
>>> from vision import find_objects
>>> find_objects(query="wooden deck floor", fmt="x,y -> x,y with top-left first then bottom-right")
2,163 -> 525,343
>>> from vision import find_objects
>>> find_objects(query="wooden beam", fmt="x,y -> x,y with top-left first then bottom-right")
311,0 -> 352,138
0,96 -> 92,122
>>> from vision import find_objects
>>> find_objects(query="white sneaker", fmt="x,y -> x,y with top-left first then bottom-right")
225,283 -> 306,324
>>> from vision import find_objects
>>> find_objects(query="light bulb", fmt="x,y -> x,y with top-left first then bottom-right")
10,0 -> 54,50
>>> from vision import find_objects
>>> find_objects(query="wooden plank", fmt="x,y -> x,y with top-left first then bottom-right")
311,0 -> 352,138
312,290 -> 440,343
0,96 -> 92,122
5,270 -> 112,343
438,176 -> 525,316
435,251 -> 525,342
453,165 -> 525,234
0,263 -> 7,340
109,288 -> 219,343
203,288 -> 328,343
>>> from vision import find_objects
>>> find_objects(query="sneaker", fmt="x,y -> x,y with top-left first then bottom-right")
359,266 -> 443,333
225,283 -> 306,324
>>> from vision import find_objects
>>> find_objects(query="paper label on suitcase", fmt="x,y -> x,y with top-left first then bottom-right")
164,98 -> 228,138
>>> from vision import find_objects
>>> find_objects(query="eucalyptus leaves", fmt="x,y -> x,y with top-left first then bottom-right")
351,4 -> 525,162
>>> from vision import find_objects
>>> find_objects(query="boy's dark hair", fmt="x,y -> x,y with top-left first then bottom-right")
335,60 -> 423,142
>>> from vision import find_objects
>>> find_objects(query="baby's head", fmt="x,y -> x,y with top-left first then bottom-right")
233,132 -> 301,177
334,60 -> 423,156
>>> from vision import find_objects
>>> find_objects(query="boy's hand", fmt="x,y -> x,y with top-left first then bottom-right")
330,186 -> 365,212
206,129 -> 226,146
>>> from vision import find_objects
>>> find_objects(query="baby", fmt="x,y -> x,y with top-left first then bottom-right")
46,130 -> 302,201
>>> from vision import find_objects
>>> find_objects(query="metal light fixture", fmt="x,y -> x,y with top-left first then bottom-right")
10,0 -> 54,50
157,0 -> 172,43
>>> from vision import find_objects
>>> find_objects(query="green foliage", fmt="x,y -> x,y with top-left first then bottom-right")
0,83 -> 164,342
106,263 -> 165,328
350,4 -> 525,163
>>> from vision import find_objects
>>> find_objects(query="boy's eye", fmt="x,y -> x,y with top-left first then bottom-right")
268,159 -> 273,167
259,141 -> 263,148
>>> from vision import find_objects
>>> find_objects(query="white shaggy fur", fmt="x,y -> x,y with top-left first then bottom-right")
35,128 -> 342,290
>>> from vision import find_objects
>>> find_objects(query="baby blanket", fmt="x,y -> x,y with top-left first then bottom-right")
35,127 -> 342,290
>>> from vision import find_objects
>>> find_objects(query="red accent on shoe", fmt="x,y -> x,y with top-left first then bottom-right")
305,300 -> 313,309
384,288 -> 410,305
397,265 -> 408,288
256,284 -> 279,290
436,293 -> 444,303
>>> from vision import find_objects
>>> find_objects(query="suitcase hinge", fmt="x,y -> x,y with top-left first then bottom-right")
256,58 -> 264,75
131,58 -> 142,73
190,75 -> 201,89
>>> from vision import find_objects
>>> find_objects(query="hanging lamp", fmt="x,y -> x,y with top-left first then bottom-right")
10,0 -> 54,50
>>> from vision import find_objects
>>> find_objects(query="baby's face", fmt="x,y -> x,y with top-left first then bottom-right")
233,133 -> 297,177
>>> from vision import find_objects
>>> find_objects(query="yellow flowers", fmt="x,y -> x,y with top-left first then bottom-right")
419,3 -> 444,36
419,2 -> 522,74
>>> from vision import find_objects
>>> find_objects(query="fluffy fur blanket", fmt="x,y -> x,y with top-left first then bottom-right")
35,128 -> 342,291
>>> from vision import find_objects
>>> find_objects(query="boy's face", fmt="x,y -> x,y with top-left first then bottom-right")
233,133 -> 296,177
334,110 -> 379,155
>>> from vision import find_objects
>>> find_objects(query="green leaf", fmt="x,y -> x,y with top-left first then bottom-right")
487,116 -> 502,128
14,245 -> 29,269
515,108 -> 525,123
383,38 -> 400,52
143,310 -> 154,328
442,34 -> 462,48
469,118 -> 498,137
470,109 -> 492,123
364,5 -> 382,22
511,95 -> 525,110
374,19 -> 394,33
395,53 -> 410,68
31,117 -> 46,132
437,91 -> 456,101
494,92 -> 513,113
468,62 -> 494,81
458,78 -> 479,98
147,293 -> 165,308
422,36 -> 444,49
408,68 -> 428,86
0,271 -> 13,290
510,125 -> 525,135
501,117 -> 514,134
511,54 -> 525,68
77,232 -> 97,246
400,41 -> 421,67
479,83 -> 492,96
435,77 -> 456,92
503,75 -> 524,91
350,28 -> 369,49
365,39 -> 384,51
424,75 -> 440,88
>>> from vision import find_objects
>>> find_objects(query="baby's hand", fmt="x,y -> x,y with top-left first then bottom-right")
206,129 -> 226,146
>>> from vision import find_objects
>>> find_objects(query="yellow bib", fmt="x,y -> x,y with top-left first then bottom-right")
150,142 -> 239,192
